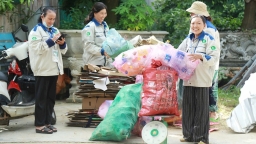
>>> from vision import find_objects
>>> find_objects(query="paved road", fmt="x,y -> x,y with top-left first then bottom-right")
0,100 -> 256,144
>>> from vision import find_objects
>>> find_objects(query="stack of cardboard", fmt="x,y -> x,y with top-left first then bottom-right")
75,64 -> 135,110
66,64 -> 135,127
66,109 -> 102,128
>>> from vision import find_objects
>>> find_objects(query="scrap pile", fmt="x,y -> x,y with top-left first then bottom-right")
66,64 -> 135,127
76,64 -> 135,108
66,109 -> 102,128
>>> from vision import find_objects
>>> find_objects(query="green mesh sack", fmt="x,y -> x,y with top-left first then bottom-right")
89,83 -> 142,141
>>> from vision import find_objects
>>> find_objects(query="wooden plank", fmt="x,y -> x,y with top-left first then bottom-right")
79,109 -> 98,112
70,117 -> 102,121
70,119 -> 101,123
66,122 -> 99,127
76,89 -> 119,93
75,93 -> 116,97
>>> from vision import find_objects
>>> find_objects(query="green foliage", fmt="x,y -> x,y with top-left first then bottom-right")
0,0 -> 35,31
0,0 -> 32,14
0,0 -> 14,14
206,0 -> 244,31
59,0 -> 98,29
153,0 -> 244,48
153,0 -> 192,47
218,67 -> 228,81
16,0 -> 32,4
61,0 -> 98,15
60,8 -> 85,29
218,86 -> 240,107
9,0 -> 35,25
112,0 -> 155,31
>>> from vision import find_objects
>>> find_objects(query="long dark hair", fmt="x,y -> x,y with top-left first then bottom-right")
37,7 -> 56,23
205,16 -> 213,23
84,2 -> 107,25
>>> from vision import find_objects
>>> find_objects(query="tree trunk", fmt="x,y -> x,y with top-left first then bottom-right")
102,0 -> 119,26
241,0 -> 256,30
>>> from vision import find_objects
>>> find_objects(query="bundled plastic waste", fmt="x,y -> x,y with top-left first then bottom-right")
102,28 -> 134,58
89,83 -> 142,141
97,100 -> 113,119
113,44 -> 199,80
138,66 -> 179,116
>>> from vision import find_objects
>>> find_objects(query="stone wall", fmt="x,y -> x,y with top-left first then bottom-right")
219,32 -> 256,67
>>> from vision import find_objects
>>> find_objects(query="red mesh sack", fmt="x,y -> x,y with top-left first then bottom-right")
138,66 -> 179,116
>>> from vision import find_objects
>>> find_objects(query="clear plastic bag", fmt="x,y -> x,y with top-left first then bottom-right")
102,28 -> 134,58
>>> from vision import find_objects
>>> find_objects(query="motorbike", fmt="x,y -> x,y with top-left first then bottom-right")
0,24 -> 56,126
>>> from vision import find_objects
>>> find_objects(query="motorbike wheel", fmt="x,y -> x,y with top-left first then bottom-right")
51,110 -> 56,125
0,108 -> 9,125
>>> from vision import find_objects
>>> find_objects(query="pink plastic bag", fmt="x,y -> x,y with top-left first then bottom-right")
97,100 -> 113,119
135,75 -> 143,83
113,44 -> 199,80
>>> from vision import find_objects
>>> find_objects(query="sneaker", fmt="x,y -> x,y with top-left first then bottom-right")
180,138 -> 187,142
180,138 -> 191,142
198,141 -> 207,144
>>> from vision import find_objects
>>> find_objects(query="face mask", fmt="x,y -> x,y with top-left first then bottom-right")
42,21 -> 53,28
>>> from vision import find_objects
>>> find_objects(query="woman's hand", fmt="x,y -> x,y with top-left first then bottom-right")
188,54 -> 203,62
104,51 -> 110,58
51,33 -> 61,42
55,37 -> 65,45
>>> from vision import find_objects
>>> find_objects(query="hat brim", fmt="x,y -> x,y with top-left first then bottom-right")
186,7 -> 210,17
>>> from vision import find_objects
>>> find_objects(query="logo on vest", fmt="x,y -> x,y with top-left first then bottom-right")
32,37 -> 37,40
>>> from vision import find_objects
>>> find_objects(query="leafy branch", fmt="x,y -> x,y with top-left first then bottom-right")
0,0 -> 14,14
112,0 -> 155,31
8,0 -> 35,26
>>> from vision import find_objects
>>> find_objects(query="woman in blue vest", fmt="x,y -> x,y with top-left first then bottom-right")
178,15 -> 220,144
81,2 -> 112,67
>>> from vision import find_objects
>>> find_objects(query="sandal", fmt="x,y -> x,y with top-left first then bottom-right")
47,125 -> 57,132
36,126 -> 53,134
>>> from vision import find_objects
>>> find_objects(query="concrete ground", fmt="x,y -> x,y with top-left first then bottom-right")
0,100 -> 256,144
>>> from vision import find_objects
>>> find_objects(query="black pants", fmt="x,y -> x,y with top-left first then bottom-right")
182,86 -> 209,143
34,76 -> 58,126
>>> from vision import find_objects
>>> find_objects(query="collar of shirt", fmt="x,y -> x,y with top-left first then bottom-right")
206,20 -> 217,31
92,18 -> 107,29
37,23 -> 57,38
189,31 -> 205,41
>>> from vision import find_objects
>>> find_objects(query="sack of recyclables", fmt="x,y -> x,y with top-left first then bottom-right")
113,43 -> 200,80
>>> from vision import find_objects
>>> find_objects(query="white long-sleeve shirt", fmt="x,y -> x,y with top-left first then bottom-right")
28,23 -> 67,76
81,18 -> 109,66
178,31 -> 220,87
